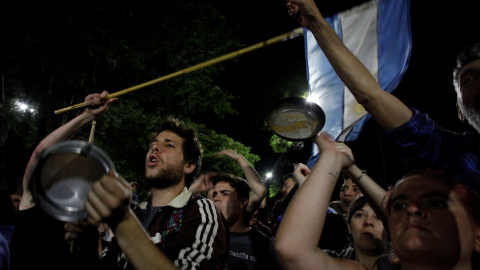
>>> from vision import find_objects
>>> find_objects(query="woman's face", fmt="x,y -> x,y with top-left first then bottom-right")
340,179 -> 363,213
388,174 -> 479,267
349,204 -> 387,254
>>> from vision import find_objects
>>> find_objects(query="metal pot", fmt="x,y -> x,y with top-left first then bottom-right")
30,140 -> 115,222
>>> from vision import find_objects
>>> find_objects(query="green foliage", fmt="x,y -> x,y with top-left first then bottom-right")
0,0 -> 259,198
194,123 -> 260,178
269,133 -> 296,153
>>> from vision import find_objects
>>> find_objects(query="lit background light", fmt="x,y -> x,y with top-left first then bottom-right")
14,100 -> 36,114
265,172 -> 273,179
16,101 -> 28,112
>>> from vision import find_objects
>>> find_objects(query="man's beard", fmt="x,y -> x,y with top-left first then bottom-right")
145,162 -> 184,189
459,101 -> 480,133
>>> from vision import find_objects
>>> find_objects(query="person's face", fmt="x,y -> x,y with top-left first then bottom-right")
212,181 -> 247,224
349,204 -> 387,254
10,194 -> 21,212
280,178 -> 295,197
339,179 -> 363,213
457,59 -> 480,133
388,175 -> 479,266
145,130 -> 194,188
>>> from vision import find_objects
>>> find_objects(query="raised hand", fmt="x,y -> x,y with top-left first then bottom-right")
286,0 -> 322,30
84,90 -> 117,118
292,163 -> 311,187
189,172 -> 217,194
313,132 -> 354,170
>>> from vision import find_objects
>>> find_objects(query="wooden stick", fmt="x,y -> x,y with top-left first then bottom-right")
88,120 -> 96,143
55,27 -> 304,114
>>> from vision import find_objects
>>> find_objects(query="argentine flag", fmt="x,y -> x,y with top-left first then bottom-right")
305,0 -> 411,144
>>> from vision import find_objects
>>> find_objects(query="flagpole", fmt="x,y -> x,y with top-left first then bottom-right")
54,27 -> 304,115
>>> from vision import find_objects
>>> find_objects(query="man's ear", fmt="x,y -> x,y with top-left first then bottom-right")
240,198 -> 249,209
457,103 -> 466,123
184,162 -> 196,175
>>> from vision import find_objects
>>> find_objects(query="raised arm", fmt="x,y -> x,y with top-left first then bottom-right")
292,163 -> 311,187
188,172 -> 216,196
20,91 -> 117,211
286,0 -> 412,130
335,143 -> 388,223
216,149 -> 267,213
275,133 -> 365,270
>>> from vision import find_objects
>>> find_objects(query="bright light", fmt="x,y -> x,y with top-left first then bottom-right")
306,94 -> 318,103
14,100 -> 36,114
17,102 -> 28,112
265,172 -> 273,179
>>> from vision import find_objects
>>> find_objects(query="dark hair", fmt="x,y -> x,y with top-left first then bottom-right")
453,43 -> 480,91
341,173 -> 351,181
347,196 -> 369,224
282,173 -> 293,183
155,117 -> 202,187
212,173 -> 251,200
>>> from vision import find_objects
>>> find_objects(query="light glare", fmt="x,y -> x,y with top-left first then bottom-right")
18,102 -> 28,111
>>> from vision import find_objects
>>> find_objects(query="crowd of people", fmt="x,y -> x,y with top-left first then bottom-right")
1,0 -> 480,269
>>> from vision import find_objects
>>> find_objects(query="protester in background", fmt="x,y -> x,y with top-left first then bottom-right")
211,173 -> 282,270
325,196 -> 390,269
272,163 -> 349,253
279,173 -> 295,198
337,174 -> 363,218
189,148 -> 268,226
10,193 -> 22,213
249,197 -> 272,237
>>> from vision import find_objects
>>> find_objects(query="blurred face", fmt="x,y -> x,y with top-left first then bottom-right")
10,194 -> 21,212
145,131 -> 192,188
280,178 -> 295,197
388,175 -> 479,267
212,181 -> 247,224
457,59 -> 480,132
340,179 -> 363,213
349,204 -> 387,255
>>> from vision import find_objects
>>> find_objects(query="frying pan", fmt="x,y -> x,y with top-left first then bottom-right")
266,97 -> 326,141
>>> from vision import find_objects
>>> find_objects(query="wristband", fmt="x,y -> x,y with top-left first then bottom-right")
354,170 -> 366,184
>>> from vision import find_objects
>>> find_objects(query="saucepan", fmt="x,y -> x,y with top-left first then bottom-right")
30,139 -> 115,222
266,97 -> 326,141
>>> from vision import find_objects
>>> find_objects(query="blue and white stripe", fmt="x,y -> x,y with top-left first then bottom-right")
305,0 -> 411,143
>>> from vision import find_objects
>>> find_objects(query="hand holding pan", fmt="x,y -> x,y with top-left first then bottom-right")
266,97 -> 326,141
30,122 -> 115,222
